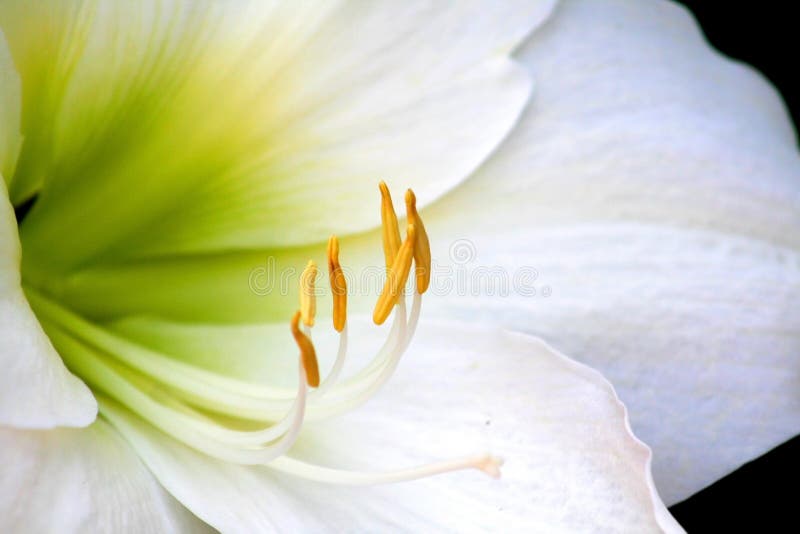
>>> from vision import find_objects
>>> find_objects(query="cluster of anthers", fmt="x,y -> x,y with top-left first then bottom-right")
31,182 -> 502,485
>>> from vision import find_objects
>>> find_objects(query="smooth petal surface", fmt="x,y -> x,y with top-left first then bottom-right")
103,319 -> 681,533
23,0 -> 553,324
398,0 -> 800,503
105,316 -> 296,385
0,182 -> 96,428
0,418 -> 209,533
1,0 -> 553,278
0,31 -> 20,182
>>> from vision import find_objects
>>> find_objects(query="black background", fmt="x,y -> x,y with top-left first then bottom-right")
677,1 -> 799,127
668,2 -> 798,531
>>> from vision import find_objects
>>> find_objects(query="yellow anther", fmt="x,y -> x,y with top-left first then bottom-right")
373,223 -> 416,325
299,260 -> 317,327
379,181 -> 402,269
327,235 -> 347,332
291,310 -> 320,388
404,189 -> 431,294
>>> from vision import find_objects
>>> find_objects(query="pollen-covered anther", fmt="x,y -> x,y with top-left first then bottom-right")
291,310 -> 320,387
299,260 -> 317,327
379,181 -> 402,268
373,223 -> 416,325
327,235 -> 347,332
404,189 -> 431,294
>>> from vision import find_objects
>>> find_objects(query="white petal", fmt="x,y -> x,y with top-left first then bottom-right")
138,57 -> 531,256
0,419 -> 210,533
423,225 -> 800,506
0,30 -> 21,182
435,0 -> 799,245
103,319 -> 680,533
4,0 -> 553,276
401,0 -> 800,503
0,184 -> 96,428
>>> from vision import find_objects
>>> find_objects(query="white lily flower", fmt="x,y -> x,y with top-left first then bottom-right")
5,0 -> 794,528
0,1 -> 684,532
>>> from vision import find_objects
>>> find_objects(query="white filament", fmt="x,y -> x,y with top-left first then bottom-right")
311,324 -> 348,398
46,321 -> 311,464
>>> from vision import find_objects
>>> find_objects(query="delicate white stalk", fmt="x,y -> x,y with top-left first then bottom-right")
27,288 -> 299,417
347,298 -> 408,382
268,453 -> 503,485
307,297 -> 413,419
403,290 -> 422,351
311,324 -> 348,398
48,322 -> 310,464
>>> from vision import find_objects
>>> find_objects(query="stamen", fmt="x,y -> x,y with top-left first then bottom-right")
34,174 -> 498,487
299,260 -> 317,327
327,235 -> 347,332
405,189 -> 432,294
291,310 -> 320,388
379,181 -> 402,268
373,223 -> 416,325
